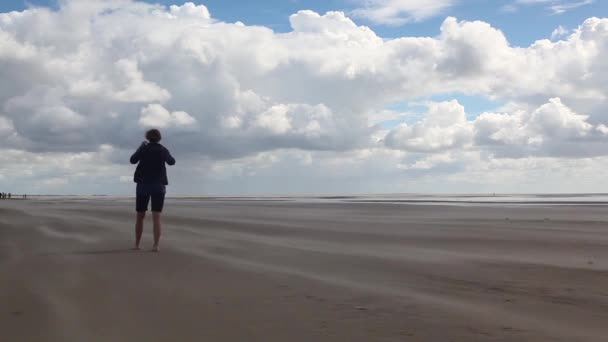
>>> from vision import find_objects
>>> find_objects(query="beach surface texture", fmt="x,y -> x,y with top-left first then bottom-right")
1,196 -> 607,341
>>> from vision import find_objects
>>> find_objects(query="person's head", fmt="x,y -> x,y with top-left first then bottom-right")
145,129 -> 162,143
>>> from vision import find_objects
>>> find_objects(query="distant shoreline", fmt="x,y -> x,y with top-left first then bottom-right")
15,193 -> 608,206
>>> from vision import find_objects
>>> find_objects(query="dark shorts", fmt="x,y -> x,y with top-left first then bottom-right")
136,183 -> 166,212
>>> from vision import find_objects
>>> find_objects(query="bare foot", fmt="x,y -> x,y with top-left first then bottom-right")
151,246 -> 159,252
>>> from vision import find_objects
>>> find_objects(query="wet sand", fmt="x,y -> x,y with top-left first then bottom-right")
1,198 -> 608,341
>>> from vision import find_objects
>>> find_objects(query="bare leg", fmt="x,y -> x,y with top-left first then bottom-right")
152,212 -> 162,251
134,212 -> 145,249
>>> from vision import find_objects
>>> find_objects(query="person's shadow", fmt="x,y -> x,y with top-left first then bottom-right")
40,249 -> 142,256
69,249 -> 137,255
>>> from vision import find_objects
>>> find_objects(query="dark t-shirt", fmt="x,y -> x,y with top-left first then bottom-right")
130,142 -> 176,185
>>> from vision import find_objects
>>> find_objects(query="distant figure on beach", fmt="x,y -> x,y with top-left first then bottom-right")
130,129 -> 176,252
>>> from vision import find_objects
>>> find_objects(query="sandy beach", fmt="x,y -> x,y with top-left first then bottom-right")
1,197 -> 608,341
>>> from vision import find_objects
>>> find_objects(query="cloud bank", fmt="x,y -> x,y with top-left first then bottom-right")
0,0 -> 607,194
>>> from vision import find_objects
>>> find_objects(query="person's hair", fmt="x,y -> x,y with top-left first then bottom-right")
145,129 -> 162,143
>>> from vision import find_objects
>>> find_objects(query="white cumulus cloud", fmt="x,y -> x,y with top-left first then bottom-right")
0,0 -> 607,194
139,104 -> 197,130
385,100 -> 473,152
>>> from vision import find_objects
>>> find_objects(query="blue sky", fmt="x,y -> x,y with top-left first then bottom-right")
1,0 -> 605,46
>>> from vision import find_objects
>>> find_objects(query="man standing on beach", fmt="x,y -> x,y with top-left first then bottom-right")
130,129 -> 176,252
